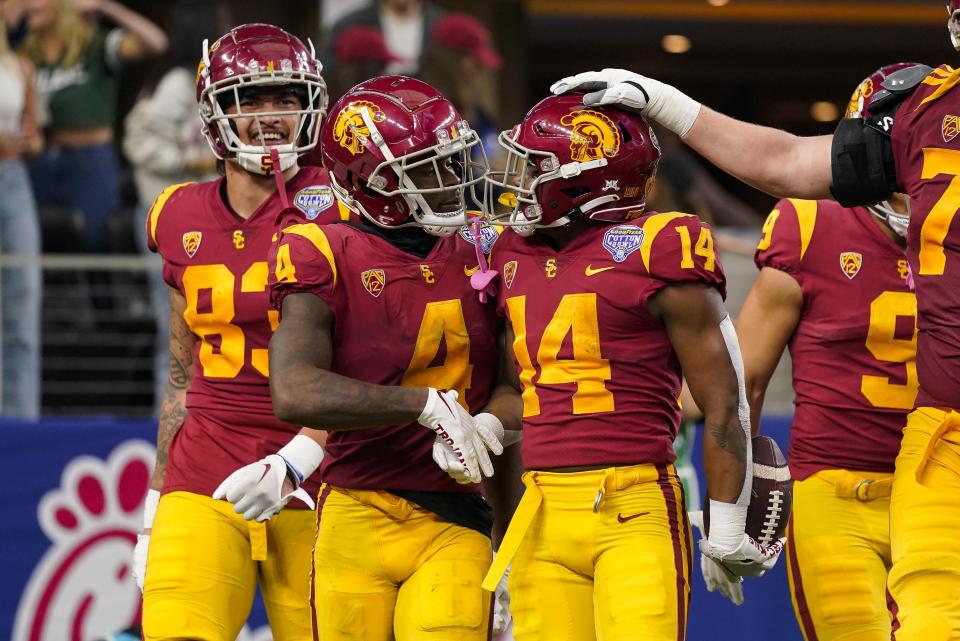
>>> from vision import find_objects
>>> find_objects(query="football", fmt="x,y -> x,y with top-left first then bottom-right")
703,435 -> 792,547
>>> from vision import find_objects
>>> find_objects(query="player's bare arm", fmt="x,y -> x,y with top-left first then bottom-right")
269,292 -> 429,429
650,283 -> 746,503
150,286 -> 195,491
736,267 -> 802,435
551,69 -> 833,199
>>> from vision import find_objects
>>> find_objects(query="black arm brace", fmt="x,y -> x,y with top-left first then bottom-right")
829,118 -> 898,207
829,63 -> 932,207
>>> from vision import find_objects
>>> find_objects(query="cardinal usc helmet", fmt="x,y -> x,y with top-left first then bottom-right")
949,1 -> 960,50
845,62 -> 929,237
197,23 -> 328,175
320,75 -> 487,236
486,92 -> 661,235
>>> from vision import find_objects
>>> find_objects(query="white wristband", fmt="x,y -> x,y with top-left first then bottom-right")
278,434 -> 326,486
143,489 -> 160,530
644,79 -> 702,138
708,500 -> 748,551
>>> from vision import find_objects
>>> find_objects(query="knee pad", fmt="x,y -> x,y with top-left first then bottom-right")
415,559 -> 485,631
317,589 -> 393,641
811,556 -> 885,626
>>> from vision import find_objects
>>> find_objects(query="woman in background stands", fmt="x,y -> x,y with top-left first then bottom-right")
20,0 -> 166,252
122,0 -> 226,411
0,11 -> 42,419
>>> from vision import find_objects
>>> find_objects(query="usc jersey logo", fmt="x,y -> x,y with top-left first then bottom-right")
361,269 -> 386,297
503,261 -> 518,289
559,109 -> 621,162
232,230 -> 245,250
840,251 -> 863,279
333,100 -> 386,155
182,231 -> 202,258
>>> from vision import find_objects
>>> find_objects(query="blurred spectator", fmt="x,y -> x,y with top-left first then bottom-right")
648,125 -> 762,231
328,25 -> 397,100
19,0 -> 167,252
322,0 -> 444,77
0,9 -> 42,419
420,13 -> 502,155
122,0 -> 224,409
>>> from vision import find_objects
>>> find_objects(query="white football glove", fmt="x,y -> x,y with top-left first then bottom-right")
550,68 -> 702,137
132,488 -> 159,593
433,412 -> 507,484
699,500 -> 785,582
493,563 -> 512,635
212,435 -> 324,522
420,390 -> 503,484
689,510 -> 744,605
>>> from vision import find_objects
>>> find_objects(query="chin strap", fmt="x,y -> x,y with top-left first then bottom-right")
468,216 -> 498,302
271,148 -> 297,225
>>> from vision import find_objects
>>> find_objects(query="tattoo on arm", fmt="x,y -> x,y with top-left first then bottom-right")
151,288 -> 196,490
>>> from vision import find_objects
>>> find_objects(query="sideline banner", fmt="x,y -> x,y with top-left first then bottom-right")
1,416 -> 800,641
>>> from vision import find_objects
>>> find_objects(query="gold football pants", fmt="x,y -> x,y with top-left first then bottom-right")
888,407 -> 960,641
785,469 -> 894,641
312,485 -> 493,641
487,464 -> 691,641
142,491 -> 315,641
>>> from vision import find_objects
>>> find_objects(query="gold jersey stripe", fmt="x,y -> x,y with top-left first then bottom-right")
786,198 -> 818,261
147,182 -> 193,245
337,200 -> 352,221
282,223 -> 338,288
640,211 -> 692,272
918,66 -> 960,110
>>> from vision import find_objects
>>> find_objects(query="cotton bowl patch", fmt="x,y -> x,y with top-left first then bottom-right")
602,225 -> 645,263
294,185 -> 335,220
459,221 -> 499,255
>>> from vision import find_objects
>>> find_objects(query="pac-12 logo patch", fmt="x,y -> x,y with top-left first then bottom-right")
943,114 -> 960,143
182,231 -> 202,258
361,269 -> 386,297
459,221 -> 499,255
503,260 -> 518,289
294,185 -> 335,220
602,225 -> 645,263
840,251 -> 863,279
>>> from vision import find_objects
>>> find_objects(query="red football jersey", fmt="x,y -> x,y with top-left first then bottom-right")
755,199 -> 916,479
892,64 -> 960,408
490,213 -> 726,470
268,222 -> 500,493
146,166 -> 349,498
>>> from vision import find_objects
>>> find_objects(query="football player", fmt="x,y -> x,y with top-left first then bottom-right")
215,76 -> 516,641
136,24 -> 347,641
476,93 -> 782,641
729,68 -> 917,640
551,19 -> 960,635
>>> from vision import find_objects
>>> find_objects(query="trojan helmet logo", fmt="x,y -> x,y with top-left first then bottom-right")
846,78 -> 874,118
361,269 -> 386,297
943,114 -> 960,143
333,100 -> 386,155
559,109 -> 621,162
840,251 -> 863,279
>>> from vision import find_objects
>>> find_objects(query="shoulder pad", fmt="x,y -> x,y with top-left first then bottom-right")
865,64 -> 934,134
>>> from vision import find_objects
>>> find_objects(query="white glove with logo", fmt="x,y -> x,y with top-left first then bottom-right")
689,510 -> 744,605
698,500 -> 785,582
433,411 -> 506,484
212,434 -> 325,522
493,563 -> 512,635
550,68 -> 702,137
421,389 -> 503,484
132,488 -> 159,593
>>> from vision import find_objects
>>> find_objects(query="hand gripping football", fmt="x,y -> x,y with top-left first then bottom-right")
704,435 -> 793,546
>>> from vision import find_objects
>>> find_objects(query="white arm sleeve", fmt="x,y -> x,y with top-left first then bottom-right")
718,315 -> 753,507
